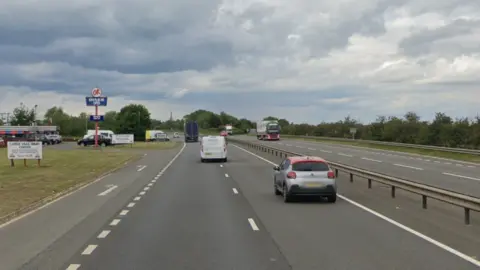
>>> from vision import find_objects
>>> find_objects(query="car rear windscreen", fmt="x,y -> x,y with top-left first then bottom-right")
292,161 -> 329,171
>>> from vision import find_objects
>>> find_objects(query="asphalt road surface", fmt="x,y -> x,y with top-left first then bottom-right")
1,142 -> 478,269
234,135 -> 480,197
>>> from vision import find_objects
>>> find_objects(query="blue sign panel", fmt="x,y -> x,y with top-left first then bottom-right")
85,97 -> 108,106
89,115 -> 105,122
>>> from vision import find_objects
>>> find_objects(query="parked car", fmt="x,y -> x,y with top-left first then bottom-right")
77,134 -> 112,147
35,134 -> 52,145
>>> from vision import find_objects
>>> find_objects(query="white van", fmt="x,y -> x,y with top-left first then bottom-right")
200,136 -> 227,162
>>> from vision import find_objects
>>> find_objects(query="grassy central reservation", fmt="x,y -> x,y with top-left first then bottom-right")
0,141 -> 180,219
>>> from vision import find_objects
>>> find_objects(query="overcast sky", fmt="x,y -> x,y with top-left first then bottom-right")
0,0 -> 479,124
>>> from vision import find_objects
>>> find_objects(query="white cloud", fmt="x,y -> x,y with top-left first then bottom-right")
0,0 -> 479,123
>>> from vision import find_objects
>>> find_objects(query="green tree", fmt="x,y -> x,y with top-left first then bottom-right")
116,104 -> 152,141
10,103 -> 35,126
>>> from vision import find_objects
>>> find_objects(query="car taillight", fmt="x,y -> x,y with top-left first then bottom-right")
327,171 -> 335,179
287,172 -> 296,179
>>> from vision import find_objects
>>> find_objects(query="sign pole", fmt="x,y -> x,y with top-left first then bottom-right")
86,87 -> 107,146
95,104 -> 99,147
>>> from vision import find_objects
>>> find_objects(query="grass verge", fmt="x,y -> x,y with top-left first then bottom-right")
0,147 -> 141,220
281,135 -> 480,163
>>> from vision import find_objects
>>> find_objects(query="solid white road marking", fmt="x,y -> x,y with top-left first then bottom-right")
81,245 -> 97,255
394,164 -> 423,170
231,144 -> 480,267
442,173 -> 480,182
338,153 -> 353,157
225,173 -> 229,177
137,165 -> 147,172
97,230 -> 110,238
127,202 -> 135,208
134,196 -> 141,201
232,188 -> 238,194
361,157 -> 382,163
110,219 -> 121,226
119,210 -> 129,216
248,218 -> 259,231
97,185 -> 118,196
66,264 -> 81,270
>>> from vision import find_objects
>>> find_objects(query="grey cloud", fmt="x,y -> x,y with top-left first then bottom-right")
399,19 -> 480,57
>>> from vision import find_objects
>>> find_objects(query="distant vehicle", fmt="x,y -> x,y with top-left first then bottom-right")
173,132 -> 180,138
0,137 -> 5,147
78,134 -> 112,147
184,121 -> 199,142
45,134 -> 62,144
36,134 -> 52,145
273,156 -> 337,203
145,130 -> 170,142
225,124 -> 233,135
85,130 -> 114,140
220,131 -> 228,136
200,136 -> 227,162
256,120 -> 280,140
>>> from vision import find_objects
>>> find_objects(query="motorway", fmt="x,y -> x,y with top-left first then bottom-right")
234,135 -> 480,197
0,140 -> 478,269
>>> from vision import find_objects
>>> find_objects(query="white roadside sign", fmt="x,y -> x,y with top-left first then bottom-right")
7,141 -> 43,159
112,134 -> 134,144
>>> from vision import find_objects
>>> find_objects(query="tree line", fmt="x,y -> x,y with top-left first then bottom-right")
5,104 -> 480,148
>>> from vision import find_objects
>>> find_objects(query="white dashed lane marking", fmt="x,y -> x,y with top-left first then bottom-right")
393,164 -> 423,170
110,219 -> 121,226
97,230 -> 110,239
134,196 -> 141,201
442,173 -> 480,182
361,157 -> 382,163
119,210 -> 129,216
127,202 -> 135,208
248,218 -> 259,231
81,245 -> 97,255
225,173 -> 229,178
232,188 -> 238,194
66,264 -> 80,270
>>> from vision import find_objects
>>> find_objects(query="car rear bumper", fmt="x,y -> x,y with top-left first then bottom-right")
288,184 -> 336,196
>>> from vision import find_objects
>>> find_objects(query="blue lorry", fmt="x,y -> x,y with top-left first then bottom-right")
184,120 -> 199,142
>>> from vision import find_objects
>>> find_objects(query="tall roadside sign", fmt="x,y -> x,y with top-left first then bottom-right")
85,88 -> 108,147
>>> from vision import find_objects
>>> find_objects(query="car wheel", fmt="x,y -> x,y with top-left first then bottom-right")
327,194 -> 337,203
201,158 -> 204,163
79,142 -> 85,147
283,184 -> 291,203
223,158 -> 227,162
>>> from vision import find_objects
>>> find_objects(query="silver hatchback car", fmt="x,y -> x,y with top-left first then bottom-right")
273,156 -> 337,203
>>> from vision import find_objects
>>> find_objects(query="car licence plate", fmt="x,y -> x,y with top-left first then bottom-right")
305,183 -> 323,187
204,152 -> 211,155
